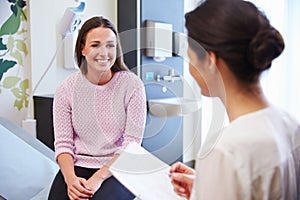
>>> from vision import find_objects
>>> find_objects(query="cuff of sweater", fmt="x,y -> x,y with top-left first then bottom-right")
55,149 -> 74,161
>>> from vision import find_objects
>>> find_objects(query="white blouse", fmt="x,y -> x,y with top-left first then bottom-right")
191,106 -> 300,200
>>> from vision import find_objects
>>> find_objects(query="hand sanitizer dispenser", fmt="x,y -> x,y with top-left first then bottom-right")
145,20 -> 173,62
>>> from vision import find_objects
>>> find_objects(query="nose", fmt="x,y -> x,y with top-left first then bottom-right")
98,45 -> 107,55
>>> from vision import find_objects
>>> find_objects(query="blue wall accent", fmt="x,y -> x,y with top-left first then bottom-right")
141,0 -> 185,164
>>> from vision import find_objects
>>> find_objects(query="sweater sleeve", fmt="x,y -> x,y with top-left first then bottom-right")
53,81 -> 75,161
121,83 -> 146,149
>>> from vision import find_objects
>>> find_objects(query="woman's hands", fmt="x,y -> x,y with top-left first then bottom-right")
84,164 -> 111,195
65,168 -> 108,200
85,172 -> 105,194
57,153 -> 93,200
65,175 -> 93,200
169,162 -> 195,199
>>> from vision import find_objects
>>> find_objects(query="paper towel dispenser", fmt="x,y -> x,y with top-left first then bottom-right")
145,20 -> 173,62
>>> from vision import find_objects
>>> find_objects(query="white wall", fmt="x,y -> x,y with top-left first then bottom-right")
251,0 -> 300,122
28,0 -> 117,96
182,0 -> 203,163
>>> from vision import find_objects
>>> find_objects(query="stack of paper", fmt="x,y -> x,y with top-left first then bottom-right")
109,143 -> 184,200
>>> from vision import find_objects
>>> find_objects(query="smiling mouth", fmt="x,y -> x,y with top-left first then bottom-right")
96,59 -> 109,63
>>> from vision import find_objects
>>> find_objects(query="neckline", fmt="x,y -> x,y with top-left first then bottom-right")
231,106 -> 273,124
80,71 -> 121,89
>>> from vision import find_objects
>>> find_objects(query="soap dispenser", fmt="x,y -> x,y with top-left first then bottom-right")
145,20 -> 173,62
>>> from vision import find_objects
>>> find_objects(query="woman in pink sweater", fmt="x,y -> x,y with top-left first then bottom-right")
48,16 -> 147,200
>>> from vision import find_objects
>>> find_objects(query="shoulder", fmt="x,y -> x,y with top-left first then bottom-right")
55,71 -> 81,97
118,70 -> 143,82
62,71 -> 81,86
116,70 -> 144,89
269,106 -> 300,128
112,71 -> 145,104
210,105 -> 299,167
222,106 -> 298,139
198,108 -> 282,165
57,71 -> 81,89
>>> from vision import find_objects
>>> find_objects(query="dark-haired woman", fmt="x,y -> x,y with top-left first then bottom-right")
48,16 -> 146,200
170,0 -> 300,199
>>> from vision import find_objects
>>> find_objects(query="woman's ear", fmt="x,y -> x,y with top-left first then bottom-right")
81,44 -> 86,57
207,51 -> 218,73
208,51 -> 217,64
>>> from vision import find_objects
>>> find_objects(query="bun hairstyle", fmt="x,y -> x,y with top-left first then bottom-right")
248,24 -> 284,72
185,0 -> 284,83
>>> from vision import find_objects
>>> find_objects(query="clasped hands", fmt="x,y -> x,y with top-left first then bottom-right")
65,172 -> 104,200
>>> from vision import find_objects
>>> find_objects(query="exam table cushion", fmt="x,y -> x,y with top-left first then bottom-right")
0,117 -> 59,200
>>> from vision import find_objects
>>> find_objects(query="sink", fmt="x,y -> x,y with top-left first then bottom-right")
148,97 -> 202,117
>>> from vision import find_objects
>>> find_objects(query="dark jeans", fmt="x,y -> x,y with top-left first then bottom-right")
48,166 -> 135,200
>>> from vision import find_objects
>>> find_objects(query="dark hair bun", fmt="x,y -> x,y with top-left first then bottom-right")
248,27 -> 285,72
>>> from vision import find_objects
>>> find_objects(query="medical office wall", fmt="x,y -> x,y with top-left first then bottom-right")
0,0 -> 117,126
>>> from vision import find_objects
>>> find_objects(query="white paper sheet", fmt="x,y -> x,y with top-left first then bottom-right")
109,143 -> 184,200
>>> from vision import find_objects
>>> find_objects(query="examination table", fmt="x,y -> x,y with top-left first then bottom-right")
0,117 -> 59,200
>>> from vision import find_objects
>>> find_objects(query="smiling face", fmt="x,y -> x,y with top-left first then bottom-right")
81,26 -> 117,76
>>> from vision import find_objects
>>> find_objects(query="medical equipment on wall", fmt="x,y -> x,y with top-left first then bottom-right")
59,0 -> 86,69
59,0 -> 86,37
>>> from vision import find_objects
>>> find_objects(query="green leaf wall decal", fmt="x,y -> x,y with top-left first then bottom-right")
0,38 -> 7,50
19,78 -> 28,90
11,87 -> 22,98
0,7 -> 21,37
1,0 -> 28,111
11,78 -> 29,110
11,50 -> 22,65
14,99 -> 22,110
0,59 -> 17,81
16,39 -> 27,55
2,76 -> 20,88
7,36 -> 14,50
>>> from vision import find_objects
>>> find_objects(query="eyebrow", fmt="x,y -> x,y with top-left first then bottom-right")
89,40 -> 116,44
106,41 -> 116,43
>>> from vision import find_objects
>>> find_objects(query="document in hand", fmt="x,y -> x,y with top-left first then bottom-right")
109,142 -> 184,200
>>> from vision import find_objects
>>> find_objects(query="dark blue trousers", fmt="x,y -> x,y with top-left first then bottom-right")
48,166 -> 135,200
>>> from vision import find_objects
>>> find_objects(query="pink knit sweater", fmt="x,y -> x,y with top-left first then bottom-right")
53,70 -> 146,168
